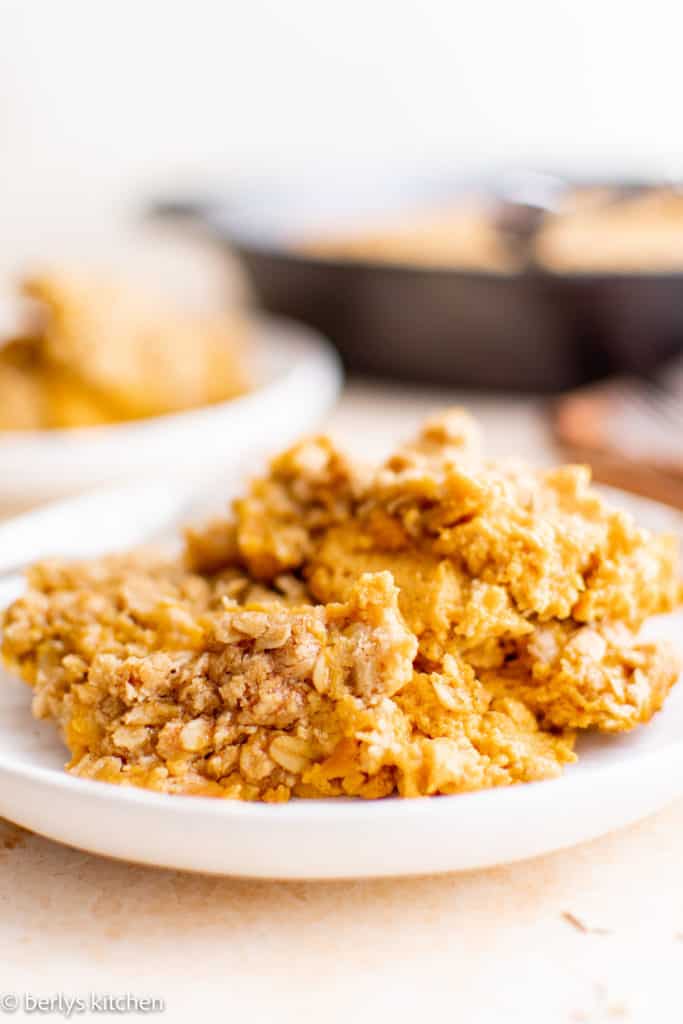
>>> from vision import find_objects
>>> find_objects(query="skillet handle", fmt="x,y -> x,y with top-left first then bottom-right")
147,197 -> 219,227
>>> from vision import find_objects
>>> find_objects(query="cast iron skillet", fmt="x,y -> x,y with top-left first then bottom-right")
152,174 -> 683,393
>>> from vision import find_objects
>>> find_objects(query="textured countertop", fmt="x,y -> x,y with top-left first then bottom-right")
1,384 -> 681,1024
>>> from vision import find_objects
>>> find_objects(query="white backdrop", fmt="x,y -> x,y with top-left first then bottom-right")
1,0 -> 682,266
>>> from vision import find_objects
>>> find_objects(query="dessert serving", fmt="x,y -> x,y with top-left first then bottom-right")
0,271 -> 249,430
296,201 -> 520,272
296,185 -> 683,275
2,411 -> 680,801
535,186 -> 683,273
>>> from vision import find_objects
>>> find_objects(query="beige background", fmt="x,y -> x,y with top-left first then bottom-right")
0,389 -> 681,1023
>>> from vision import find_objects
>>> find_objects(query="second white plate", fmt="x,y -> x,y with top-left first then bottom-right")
0,487 -> 681,879
0,316 -> 342,509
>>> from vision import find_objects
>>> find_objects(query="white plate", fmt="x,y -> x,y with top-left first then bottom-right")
0,488 -> 681,879
0,316 -> 342,509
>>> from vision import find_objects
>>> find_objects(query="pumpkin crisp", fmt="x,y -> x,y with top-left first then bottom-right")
0,271 -> 249,429
2,411 -> 680,801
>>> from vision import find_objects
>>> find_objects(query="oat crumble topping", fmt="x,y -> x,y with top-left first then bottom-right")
2,410 -> 680,800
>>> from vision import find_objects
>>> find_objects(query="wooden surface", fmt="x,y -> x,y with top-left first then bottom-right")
1,384 -> 681,1024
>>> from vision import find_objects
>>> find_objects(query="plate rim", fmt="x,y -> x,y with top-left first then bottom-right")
0,719 -> 682,822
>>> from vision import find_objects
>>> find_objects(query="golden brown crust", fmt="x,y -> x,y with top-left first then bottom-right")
481,620 -> 679,733
535,187 -> 683,273
2,563 -> 573,799
295,203 -> 520,273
